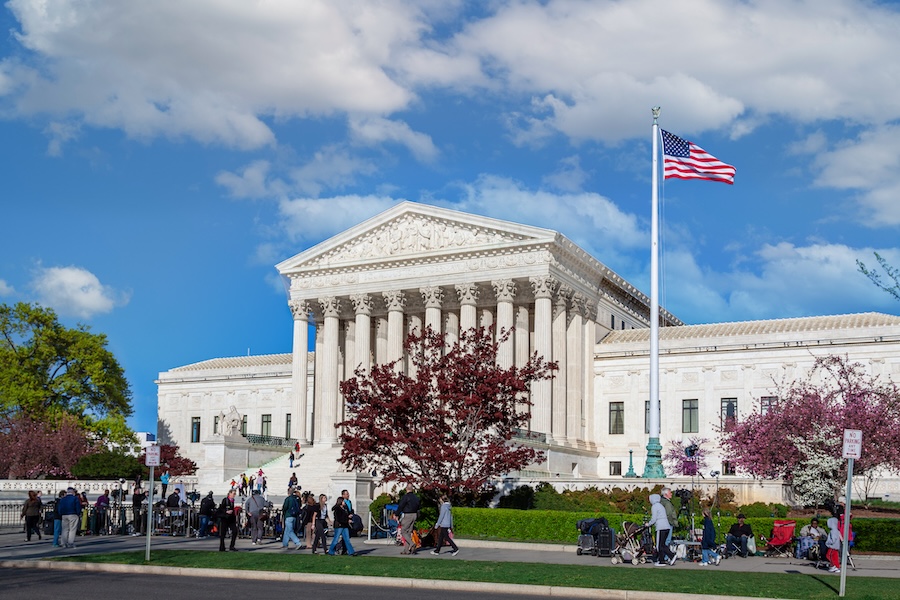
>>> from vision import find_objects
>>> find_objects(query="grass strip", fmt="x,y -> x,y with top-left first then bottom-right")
58,550 -> 892,600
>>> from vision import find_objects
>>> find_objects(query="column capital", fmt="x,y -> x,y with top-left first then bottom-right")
491,279 -> 517,302
350,293 -> 374,315
455,282 -> 479,305
318,296 -> 341,318
289,300 -> 312,321
529,275 -> 558,299
571,293 -> 593,319
383,289 -> 407,312
420,286 -> 444,308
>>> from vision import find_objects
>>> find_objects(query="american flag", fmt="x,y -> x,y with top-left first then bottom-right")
661,129 -> 735,185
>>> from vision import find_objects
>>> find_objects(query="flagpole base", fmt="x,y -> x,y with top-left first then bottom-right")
642,438 -> 666,478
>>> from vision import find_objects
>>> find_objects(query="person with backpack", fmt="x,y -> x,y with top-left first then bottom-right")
245,489 -> 267,545
281,489 -> 303,549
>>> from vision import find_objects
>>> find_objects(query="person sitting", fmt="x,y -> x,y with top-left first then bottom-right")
725,514 -> 753,557
798,517 -> 826,559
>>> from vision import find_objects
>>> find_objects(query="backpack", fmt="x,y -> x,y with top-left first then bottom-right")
287,496 -> 302,519
259,508 -> 270,521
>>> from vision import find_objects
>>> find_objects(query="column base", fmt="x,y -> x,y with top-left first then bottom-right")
641,437 -> 666,478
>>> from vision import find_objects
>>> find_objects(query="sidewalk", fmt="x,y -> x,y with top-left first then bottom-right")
1,530 -> 898,599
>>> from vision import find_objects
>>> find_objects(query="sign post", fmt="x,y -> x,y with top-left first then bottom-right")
144,445 -> 161,562
839,429 -> 862,597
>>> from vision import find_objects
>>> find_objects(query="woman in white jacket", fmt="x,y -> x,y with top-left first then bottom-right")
648,493 -> 676,566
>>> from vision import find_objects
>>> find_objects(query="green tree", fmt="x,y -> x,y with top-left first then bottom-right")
0,302 -> 133,443
71,449 -> 143,480
857,252 -> 900,301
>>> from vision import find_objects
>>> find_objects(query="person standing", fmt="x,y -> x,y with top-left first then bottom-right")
21,490 -> 43,541
57,488 -> 81,549
93,489 -> 110,535
160,470 -> 171,498
430,495 -> 460,556
245,489 -> 267,545
218,489 -> 239,552
131,487 -> 147,536
52,490 -> 66,547
327,497 -> 356,556
648,493 -> 676,566
281,489 -> 303,549
699,508 -> 722,566
198,491 -> 216,537
289,451 -> 295,468
301,494 -> 318,550
288,472 -> 298,492
312,494 -> 330,554
396,484 -> 420,555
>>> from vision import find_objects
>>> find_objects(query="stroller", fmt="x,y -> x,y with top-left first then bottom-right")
611,521 -> 654,565
576,517 -> 613,557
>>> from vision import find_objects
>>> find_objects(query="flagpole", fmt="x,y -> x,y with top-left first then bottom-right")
643,107 -> 665,478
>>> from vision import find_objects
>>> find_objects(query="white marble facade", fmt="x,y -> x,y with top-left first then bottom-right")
157,202 -> 900,493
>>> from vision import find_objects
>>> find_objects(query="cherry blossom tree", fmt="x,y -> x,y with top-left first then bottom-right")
663,436 -> 710,477
0,413 -> 95,478
719,355 -> 900,505
337,326 -> 556,499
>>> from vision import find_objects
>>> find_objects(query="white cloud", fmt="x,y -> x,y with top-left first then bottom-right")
349,116 -> 438,162
278,195 -> 400,244
542,155 -> 590,192
0,279 -> 15,296
30,266 -> 129,318
216,160 -> 285,199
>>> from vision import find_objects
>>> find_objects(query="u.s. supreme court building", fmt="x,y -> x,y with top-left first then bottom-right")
157,202 -> 900,513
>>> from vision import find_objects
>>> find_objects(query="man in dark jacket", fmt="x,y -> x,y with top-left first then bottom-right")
198,492 -> 216,537
726,514 -> 754,557
396,483 -> 420,555
58,487 -> 81,549
218,490 -> 238,552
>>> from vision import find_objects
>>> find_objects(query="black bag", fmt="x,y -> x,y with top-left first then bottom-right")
349,513 -> 363,536
259,508 -> 270,522
596,525 -> 614,557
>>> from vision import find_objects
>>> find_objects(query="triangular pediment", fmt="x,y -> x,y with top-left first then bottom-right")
277,201 -> 559,274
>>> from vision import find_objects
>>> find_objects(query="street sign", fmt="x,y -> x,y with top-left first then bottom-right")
145,445 -> 161,466
842,429 -> 862,459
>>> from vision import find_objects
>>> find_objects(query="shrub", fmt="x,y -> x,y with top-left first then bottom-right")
497,485 -> 535,510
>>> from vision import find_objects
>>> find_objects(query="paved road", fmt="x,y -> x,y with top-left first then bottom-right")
1,567 -> 552,600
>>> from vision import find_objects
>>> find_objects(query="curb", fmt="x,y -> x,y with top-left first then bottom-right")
0,559 -> 782,600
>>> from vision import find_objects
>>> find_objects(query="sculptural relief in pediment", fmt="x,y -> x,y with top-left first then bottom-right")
309,215 -> 531,266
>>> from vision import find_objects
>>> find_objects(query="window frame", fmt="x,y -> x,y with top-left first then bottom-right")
682,399 -> 699,434
609,402 -> 625,435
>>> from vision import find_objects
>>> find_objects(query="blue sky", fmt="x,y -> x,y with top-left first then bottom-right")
2,0 -> 899,434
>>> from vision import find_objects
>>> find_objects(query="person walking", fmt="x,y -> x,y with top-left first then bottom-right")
245,489 -> 267,545
281,489 -> 303,549
198,491 -> 216,537
396,483 -> 420,555
57,488 -> 81,549
51,490 -> 65,547
289,451 -> 295,468
430,495 -> 460,556
218,489 -> 239,552
302,494 -> 318,550
327,497 -> 356,556
649,493 -> 676,566
312,494 -> 330,554
21,490 -> 43,541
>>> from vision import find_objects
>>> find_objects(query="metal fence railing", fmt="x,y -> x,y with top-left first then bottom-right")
243,434 -> 297,448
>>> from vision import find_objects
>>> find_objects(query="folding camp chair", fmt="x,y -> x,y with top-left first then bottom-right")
763,519 -> 796,558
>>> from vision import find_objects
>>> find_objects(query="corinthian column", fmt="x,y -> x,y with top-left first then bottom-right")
420,286 -> 444,335
492,279 -> 516,369
318,296 -> 341,445
289,300 -> 311,444
351,293 -> 373,375
567,293 -> 586,445
383,290 -> 406,371
455,283 -> 479,332
552,286 -> 571,444
530,276 -> 557,435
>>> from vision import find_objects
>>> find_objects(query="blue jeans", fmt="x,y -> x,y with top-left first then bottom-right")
198,515 -> 210,537
328,527 -> 355,555
726,534 -> 749,556
702,548 -> 720,563
53,519 -> 62,546
282,516 -> 301,547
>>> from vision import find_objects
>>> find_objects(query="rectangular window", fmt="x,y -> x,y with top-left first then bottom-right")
723,460 -> 736,476
213,415 -> 219,435
682,399 -> 699,433
285,413 -> 292,439
241,415 -> 247,436
645,400 -> 650,434
621,321 -> 625,330
609,461 -> 622,476
721,398 -> 738,428
191,417 -> 201,443
261,414 -> 272,437
611,315 -> 616,329
760,396 -> 778,415
609,402 -> 624,434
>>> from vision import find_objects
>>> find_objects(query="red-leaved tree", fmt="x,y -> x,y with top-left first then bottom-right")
719,355 -> 900,505
138,443 -> 197,476
337,326 -> 556,499
0,413 -> 96,478
663,437 -> 710,477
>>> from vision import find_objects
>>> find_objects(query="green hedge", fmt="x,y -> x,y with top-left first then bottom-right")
452,508 -> 900,552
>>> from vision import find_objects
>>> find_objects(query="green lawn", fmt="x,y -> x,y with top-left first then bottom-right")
58,550 -> 891,600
